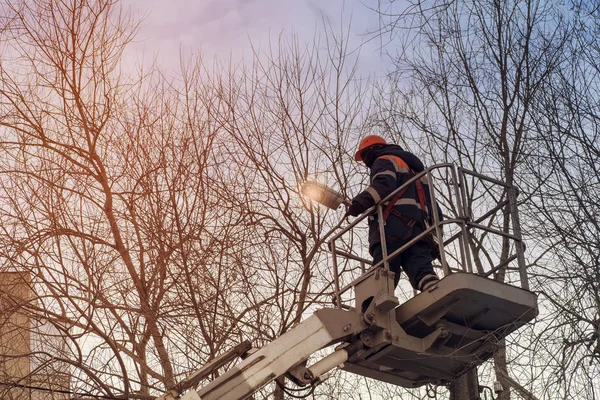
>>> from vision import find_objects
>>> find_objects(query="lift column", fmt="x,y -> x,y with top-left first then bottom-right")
449,368 -> 479,400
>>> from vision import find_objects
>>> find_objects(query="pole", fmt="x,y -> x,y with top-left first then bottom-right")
449,368 -> 480,400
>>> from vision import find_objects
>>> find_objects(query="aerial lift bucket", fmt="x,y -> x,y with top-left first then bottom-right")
341,272 -> 537,387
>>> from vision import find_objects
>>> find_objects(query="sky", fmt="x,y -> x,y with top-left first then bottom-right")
121,0 -> 393,78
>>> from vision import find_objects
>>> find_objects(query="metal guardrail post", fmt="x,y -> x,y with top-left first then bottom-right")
329,241 -> 342,308
507,186 -> 529,290
454,167 -> 473,274
427,168 -> 449,276
376,204 -> 390,272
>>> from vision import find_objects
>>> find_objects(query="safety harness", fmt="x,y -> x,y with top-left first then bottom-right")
381,171 -> 429,225
378,157 -> 440,258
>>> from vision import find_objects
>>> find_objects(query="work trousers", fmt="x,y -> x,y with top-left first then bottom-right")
370,237 -> 436,290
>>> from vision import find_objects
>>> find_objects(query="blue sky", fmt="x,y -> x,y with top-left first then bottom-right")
122,0 -> 392,77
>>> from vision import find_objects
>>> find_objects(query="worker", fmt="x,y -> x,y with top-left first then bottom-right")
345,135 -> 441,292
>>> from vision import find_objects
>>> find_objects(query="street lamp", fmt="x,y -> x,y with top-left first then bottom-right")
301,181 -> 350,210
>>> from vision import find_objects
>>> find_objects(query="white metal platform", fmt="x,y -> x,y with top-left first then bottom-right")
342,273 -> 538,387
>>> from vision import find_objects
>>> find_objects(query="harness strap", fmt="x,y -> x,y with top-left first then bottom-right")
386,210 -> 417,241
382,170 -> 429,223
379,162 -> 440,259
378,154 -> 430,224
415,179 -> 429,222
382,185 -> 409,221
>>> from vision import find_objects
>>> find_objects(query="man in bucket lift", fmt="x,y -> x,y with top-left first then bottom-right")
345,135 -> 442,292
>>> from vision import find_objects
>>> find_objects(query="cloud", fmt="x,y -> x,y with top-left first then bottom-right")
121,0 -> 389,77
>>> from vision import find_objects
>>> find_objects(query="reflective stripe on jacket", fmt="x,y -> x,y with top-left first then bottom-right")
352,154 -> 432,223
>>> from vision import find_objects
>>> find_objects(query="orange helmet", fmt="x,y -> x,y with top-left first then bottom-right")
354,135 -> 387,161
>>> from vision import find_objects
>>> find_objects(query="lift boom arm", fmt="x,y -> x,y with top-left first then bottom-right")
162,271 -> 538,400
175,308 -> 368,400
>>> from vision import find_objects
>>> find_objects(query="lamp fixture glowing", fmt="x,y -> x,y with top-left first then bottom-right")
301,181 -> 350,210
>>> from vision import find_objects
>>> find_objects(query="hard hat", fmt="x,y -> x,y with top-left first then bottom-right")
354,135 -> 387,161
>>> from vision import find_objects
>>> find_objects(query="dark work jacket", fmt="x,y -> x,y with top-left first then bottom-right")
351,145 -> 443,251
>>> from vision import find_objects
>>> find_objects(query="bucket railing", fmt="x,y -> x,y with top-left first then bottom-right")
327,163 -> 528,309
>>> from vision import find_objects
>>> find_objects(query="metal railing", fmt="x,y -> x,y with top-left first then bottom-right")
327,163 -> 528,309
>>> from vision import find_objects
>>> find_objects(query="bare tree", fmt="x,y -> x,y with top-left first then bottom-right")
519,1 -> 600,395
0,0 -> 264,397
198,26 -> 377,398
369,0 -> 570,397
0,1 -> 383,399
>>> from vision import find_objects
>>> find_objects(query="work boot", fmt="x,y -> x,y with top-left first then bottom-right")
417,274 -> 439,291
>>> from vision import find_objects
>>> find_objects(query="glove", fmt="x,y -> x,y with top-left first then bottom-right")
344,202 -> 364,218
